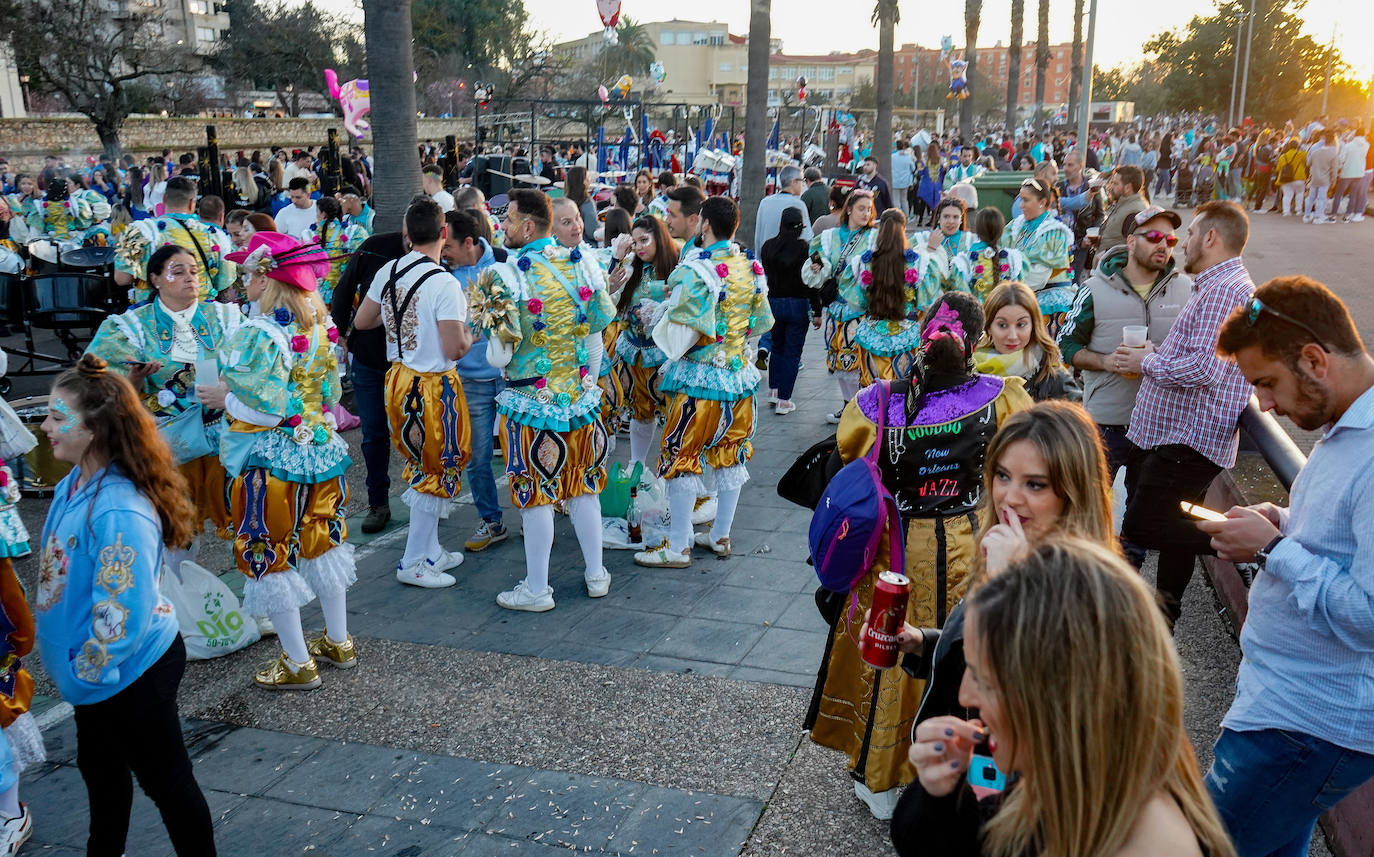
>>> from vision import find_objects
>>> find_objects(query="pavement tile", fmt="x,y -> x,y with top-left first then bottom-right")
209,795 -> 358,852
613,785 -> 763,857
651,618 -> 767,666
630,654 -> 735,678
727,667 -> 817,689
264,741 -> 421,814
332,814 -> 482,854
773,591 -> 830,633
536,640 -> 640,668
123,788 -> 247,857
372,755 -> 524,827
187,720 -> 325,794
562,606 -> 676,652
24,764 -> 92,848
37,715 -> 76,765
483,769 -> 643,849
737,627 -> 827,675
685,585 -> 789,625
457,831 -> 578,855
719,556 -> 813,593
600,573 -> 714,616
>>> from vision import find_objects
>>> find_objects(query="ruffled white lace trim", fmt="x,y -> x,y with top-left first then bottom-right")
297,543 -> 357,599
666,473 -> 705,499
242,569 -> 315,616
714,464 -> 750,492
402,487 -> 459,518
658,360 -> 760,401
4,713 -> 44,770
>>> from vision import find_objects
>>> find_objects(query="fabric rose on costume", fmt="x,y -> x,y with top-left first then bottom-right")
0,472 -> 8,488
286,415 -> 303,428
290,335 -> 309,352
861,250 -> 874,264
273,308 -> 294,326
569,248 -> 582,262
1000,264 -> 1011,273
578,286 -> 592,300
715,263 -> 730,278
156,389 -> 177,408
698,250 -> 711,261
517,256 -> 532,272
534,378 -> 547,389
312,426 -> 329,444
974,265 -> 985,274
752,261 -> 764,275
859,270 -> 874,286
904,268 -> 918,284
579,366 -> 589,377
905,249 -> 918,263
527,298 -> 543,313
327,327 -> 339,343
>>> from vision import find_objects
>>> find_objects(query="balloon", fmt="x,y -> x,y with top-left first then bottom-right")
649,61 -> 666,90
597,84 -> 609,104
325,69 -> 370,138
615,74 -> 633,99
597,0 -> 621,43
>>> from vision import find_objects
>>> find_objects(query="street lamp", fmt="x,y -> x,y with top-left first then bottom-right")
17,75 -> 28,113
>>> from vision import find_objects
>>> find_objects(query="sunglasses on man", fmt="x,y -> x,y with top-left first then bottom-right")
1245,297 -> 1328,352
1136,230 -> 1178,247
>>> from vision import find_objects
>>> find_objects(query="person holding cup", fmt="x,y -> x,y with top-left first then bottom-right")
1057,205 -> 1191,566
86,244 -> 245,575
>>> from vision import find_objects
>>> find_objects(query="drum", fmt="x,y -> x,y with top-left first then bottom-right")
10,396 -> 72,497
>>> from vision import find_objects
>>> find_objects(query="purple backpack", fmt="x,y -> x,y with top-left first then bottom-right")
808,382 -> 905,593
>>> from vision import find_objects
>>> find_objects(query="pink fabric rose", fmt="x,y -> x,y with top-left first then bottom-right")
1000,264 -> 1011,273
859,270 -> 874,285
974,265 -> 985,275
752,261 -> 764,275
904,268 -> 918,284
527,298 -> 544,313
534,378 -> 547,389
0,471 -> 8,488
715,335 -> 725,343
327,327 -> 340,343
290,335 -> 309,352
286,415 -> 303,427
578,286 -> 592,300
715,263 -> 730,277
579,366 -> 589,377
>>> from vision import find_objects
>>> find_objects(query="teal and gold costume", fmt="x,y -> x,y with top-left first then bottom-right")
220,310 -> 354,617
86,297 -> 244,537
847,247 -> 924,387
801,225 -> 877,376
952,243 -> 1025,301
613,259 -> 673,422
647,192 -> 670,221
113,213 -> 238,304
304,218 -> 367,305
13,197 -> 99,248
1003,212 -> 1075,317
909,228 -> 977,311
470,238 -> 618,508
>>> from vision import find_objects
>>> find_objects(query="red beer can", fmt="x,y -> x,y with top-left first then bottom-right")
862,570 -> 910,669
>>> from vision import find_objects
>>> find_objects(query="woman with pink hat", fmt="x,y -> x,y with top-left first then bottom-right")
220,231 -> 357,690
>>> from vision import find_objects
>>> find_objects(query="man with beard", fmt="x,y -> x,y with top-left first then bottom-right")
663,185 -> 705,260
1112,201 -> 1254,628
1199,277 -> 1374,857
1058,205 -> 1191,567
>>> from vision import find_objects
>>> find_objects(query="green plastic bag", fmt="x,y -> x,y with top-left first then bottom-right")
599,460 -> 644,518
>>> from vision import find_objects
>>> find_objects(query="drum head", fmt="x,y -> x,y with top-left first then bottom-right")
61,247 -> 116,268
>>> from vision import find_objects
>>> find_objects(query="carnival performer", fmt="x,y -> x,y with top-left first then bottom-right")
802,188 -> 878,422
664,185 -> 706,261
953,205 -> 1022,300
910,197 -> 977,310
10,176 -> 98,250
941,145 -> 986,191
36,355 -> 217,856
647,170 -> 677,221
468,189 -> 616,611
608,215 -> 677,471
86,245 -> 243,575
4,175 -> 37,226
1003,177 -> 1075,336
554,198 -> 624,436
66,173 -> 114,245
304,196 -> 366,306
806,291 -> 1031,820
849,210 -> 923,386
0,458 -> 25,559
352,199 -> 473,588
219,232 -> 356,690
0,557 -> 43,852
634,196 -> 773,568
114,176 -> 238,305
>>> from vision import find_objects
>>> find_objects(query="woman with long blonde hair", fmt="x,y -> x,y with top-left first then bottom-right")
896,538 -> 1236,857
975,282 -> 1077,401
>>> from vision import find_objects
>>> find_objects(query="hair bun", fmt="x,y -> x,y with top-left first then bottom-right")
77,353 -> 107,377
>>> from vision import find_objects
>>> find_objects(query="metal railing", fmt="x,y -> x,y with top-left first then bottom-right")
1236,397 -> 1306,492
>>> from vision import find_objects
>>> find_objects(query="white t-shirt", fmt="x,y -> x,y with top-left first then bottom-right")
274,202 -> 318,240
367,250 -> 467,373
431,189 -> 455,212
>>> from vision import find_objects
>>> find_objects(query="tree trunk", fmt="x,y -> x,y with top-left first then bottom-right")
363,0 -> 422,233
1034,0 -> 1049,125
737,0 -> 770,248
94,119 -> 123,161
873,0 -> 895,180
1069,0 -> 1084,126
1005,0 -> 1024,130
960,0 -> 981,141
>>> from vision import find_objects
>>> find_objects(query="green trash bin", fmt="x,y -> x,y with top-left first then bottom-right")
969,170 -> 1035,222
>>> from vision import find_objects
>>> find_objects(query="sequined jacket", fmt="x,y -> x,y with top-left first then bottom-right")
35,466 -> 179,706
801,225 -> 878,321
614,260 -> 672,368
114,213 -> 238,304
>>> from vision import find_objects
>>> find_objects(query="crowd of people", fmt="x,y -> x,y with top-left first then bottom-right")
0,106 -> 1369,857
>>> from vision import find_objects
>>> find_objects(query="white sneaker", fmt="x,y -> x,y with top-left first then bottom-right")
691,495 -> 717,526
854,781 -> 901,821
428,549 -> 464,575
396,558 -> 457,588
1302,214 -> 1313,223
766,388 -> 779,404
1352,214 -> 1366,222
693,531 -> 732,558
775,400 -> 796,415
255,615 -> 277,637
825,408 -> 845,424
585,568 -> 611,598
497,580 -> 556,611
634,544 -> 692,568
0,803 -> 32,855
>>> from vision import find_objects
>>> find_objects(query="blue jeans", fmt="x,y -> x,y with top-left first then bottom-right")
766,297 -> 810,400
758,331 -> 773,354
350,361 -> 391,508
462,377 -> 505,525
1207,727 -> 1374,857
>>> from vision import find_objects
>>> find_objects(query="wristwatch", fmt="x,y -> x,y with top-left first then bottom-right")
1255,535 -> 1285,568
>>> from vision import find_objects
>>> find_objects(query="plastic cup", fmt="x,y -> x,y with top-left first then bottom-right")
1122,325 -> 1148,348
1086,226 -> 1100,239
194,357 -> 219,389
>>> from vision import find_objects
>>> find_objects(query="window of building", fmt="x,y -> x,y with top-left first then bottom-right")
195,26 -> 216,42
693,32 -> 708,44
188,0 -> 209,13
768,66 -> 778,80
719,63 -> 732,72
710,32 -> 725,45
818,66 -> 835,81
1056,63 -> 1063,73
660,31 -> 674,45
838,67 -> 852,75
676,32 -> 691,45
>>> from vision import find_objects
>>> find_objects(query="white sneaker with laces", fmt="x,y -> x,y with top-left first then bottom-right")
428,549 -> 464,575
585,568 -> 611,598
693,531 -> 731,558
634,545 -> 692,568
775,400 -> 796,415
766,389 -> 779,404
854,781 -> 901,820
1352,214 -> 1366,222
0,803 -> 32,855
825,408 -> 845,424
396,558 -> 457,588
497,580 -> 556,611
691,496 -> 717,526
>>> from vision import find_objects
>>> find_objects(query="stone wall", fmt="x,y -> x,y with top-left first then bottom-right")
0,116 -> 475,173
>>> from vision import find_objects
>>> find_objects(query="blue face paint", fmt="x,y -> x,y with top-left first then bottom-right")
51,395 -> 81,436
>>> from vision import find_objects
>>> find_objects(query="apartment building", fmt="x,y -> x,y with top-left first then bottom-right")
894,41 -> 1078,114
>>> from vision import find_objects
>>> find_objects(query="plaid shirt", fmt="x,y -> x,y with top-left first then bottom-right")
1128,257 -> 1254,467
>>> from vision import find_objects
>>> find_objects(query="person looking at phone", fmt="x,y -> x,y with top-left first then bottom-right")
1194,276 -> 1374,857
891,539 -> 1236,857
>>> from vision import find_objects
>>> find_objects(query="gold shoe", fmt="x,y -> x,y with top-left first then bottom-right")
307,634 -> 357,669
253,653 -> 322,691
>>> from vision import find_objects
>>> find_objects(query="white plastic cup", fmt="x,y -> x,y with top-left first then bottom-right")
1122,325 -> 1148,348
194,357 -> 220,389
1086,226 -> 1100,239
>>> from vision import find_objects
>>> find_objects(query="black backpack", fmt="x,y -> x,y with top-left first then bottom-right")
1277,153 -> 1296,185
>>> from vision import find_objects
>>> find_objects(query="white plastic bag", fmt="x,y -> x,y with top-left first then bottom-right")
160,561 -> 261,659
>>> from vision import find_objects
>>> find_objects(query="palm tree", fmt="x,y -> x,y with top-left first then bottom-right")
1033,0 -> 1050,124
737,0 -> 771,246
1005,0 -> 1024,130
959,0 -> 981,141
872,0 -> 899,179
362,0 -> 421,232
602,16 -> 655,80
1069,0 -> 1084,128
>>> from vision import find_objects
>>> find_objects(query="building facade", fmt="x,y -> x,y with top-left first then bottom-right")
894,41 -> 1077,115
766,52 -> 876,107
